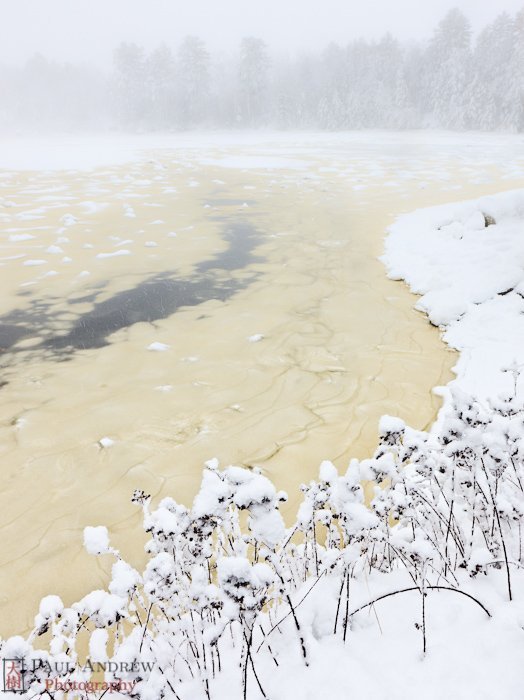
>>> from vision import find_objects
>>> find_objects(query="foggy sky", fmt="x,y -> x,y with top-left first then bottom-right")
2,0 -> 523,67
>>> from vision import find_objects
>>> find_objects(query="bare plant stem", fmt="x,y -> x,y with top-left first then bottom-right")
333,572 -> 346,635
139,604 -> 153,653
422,589 -> 427,655
481,459 -> 513,601
343,572 -> 350,643
348,585 -> 491,620
242,626 -> 267,700
286,592 -> 309,665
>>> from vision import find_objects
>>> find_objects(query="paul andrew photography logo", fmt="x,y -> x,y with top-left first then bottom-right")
2,659 -> 155,694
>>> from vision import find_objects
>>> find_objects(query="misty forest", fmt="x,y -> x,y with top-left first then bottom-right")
2,8 -> 524,132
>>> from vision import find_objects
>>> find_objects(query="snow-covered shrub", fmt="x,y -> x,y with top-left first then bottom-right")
2,377 -> 524,697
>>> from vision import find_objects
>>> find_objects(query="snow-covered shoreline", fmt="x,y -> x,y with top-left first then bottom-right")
383,189 -> 524,407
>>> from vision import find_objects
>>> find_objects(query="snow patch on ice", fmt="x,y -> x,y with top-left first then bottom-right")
147,342 -> 171,352
23,259 -> 47,266
96,250 -> 131,259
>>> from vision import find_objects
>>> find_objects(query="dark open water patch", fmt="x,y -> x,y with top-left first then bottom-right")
0,219 -> 261,359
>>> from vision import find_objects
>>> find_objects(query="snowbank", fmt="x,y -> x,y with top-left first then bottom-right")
383,189 -> 524,400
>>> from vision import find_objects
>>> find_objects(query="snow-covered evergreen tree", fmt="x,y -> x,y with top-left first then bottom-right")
175,36 -> 210,128
470,13 -> 516,130
238,37 -> 270,126
425,9 -> 472,129
113,42 -> 148,128
146,45 -> 176,129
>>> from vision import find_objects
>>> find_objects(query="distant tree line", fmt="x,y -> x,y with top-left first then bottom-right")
1,8 -> 523,132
